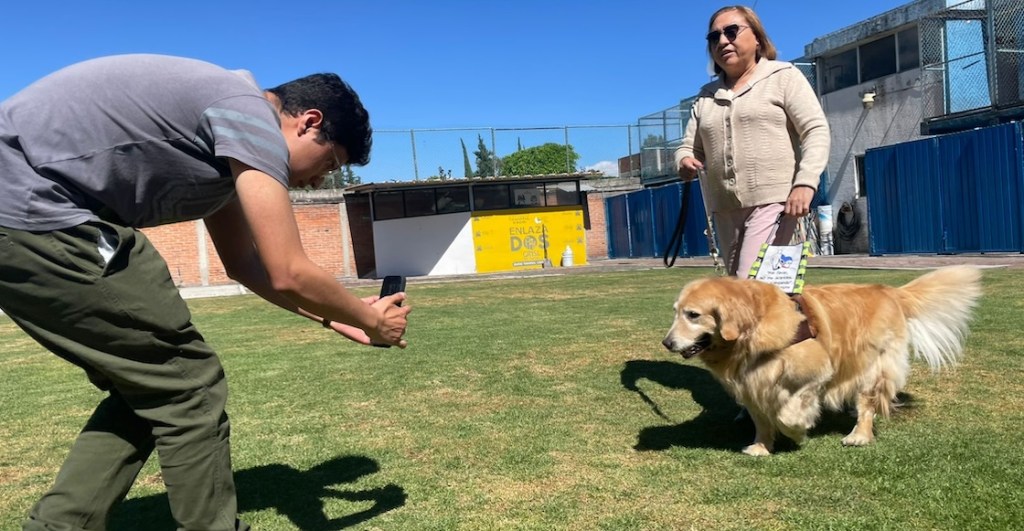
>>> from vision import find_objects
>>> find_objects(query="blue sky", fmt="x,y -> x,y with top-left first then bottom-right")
2,0 -> 903,182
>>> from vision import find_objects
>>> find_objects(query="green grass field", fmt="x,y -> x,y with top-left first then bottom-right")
1,267 -> 1022,530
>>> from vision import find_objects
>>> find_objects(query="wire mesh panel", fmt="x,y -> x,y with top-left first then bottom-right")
920,0 -> 1024,120
992,0 -> 1024,109
636,102 -> 691,183
792,60 -> 818,94
919,0 -> 991,117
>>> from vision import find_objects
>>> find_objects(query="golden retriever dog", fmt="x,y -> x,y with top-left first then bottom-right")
661,266 -> 982,456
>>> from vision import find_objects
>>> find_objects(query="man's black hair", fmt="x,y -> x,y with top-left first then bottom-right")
268,73 -> 372,166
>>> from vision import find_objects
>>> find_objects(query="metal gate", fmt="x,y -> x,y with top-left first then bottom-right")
605,182 -> 711,259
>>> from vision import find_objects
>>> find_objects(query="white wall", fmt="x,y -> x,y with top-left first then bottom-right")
819,68 -> 937,252
372,212 -> 477,277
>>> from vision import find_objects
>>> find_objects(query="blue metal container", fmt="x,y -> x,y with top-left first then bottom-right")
626,189 -> 655,258
936,122 -> 1024,252
866,121 -> 1024,255
605,194 -> 630,258
866,136 -> 943,254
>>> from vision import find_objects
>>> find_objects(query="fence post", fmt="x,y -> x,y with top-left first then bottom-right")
564,126 -> 571,173
410,129 -> 419,181
490,128 -> 497,177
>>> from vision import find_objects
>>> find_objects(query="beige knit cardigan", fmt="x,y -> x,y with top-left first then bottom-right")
674,59 -> 830,213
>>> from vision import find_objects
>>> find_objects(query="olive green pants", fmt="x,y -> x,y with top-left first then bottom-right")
0,221 -> 248,531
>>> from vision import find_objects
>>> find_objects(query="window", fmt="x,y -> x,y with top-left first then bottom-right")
819,24 -> 921,94
510,183 -> 545,207
373,182 -> 580,219
473,184 -> 511,210
860,34 -> 897,82
897,25 -> 920,71
821,48 -> 858,94
854,155 -> 867,198
403,189 -> 436,217
436,186 -> 470,214
373,191 -> 404,220
544,181 -> 581,206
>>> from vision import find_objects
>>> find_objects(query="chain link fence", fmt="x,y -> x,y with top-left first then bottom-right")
634,103 -> 690,183
920,0 -> 1024,120
365,125 -> 637,183
992,0 -> 1024,109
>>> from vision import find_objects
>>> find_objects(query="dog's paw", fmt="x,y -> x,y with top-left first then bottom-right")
841,432 -> 874,446
781,428 -> 808,445
742,443 -> 772,456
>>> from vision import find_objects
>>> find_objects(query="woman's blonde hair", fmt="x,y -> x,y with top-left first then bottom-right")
707,5 -> 777,76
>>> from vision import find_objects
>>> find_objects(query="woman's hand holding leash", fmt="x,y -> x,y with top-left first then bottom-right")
785,186 -> 815,217
678,157 -> 704,182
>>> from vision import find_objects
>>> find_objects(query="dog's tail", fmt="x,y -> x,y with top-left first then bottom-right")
896,265 -> 982,370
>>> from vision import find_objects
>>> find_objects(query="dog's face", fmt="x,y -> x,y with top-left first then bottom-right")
662,277 -> 797,361
662,278 -> 741,359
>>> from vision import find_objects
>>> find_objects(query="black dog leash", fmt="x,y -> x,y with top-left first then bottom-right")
663,180 -> 693,268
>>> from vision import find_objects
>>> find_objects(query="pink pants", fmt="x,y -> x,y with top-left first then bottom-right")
714,203 -> 798,277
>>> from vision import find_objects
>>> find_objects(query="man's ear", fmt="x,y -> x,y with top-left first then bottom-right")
300,109 -> 325,136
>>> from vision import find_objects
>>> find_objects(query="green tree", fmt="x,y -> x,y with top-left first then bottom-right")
339,166 -> 361,186
501,142 -> 580,176
473,134 -> 499,177
319,166 -> 361,189
460,138 -> 473,178
427,165 -> 452,181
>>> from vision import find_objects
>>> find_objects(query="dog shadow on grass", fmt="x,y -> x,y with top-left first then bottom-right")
110,455 -> 406,530
622,359 -> 876,453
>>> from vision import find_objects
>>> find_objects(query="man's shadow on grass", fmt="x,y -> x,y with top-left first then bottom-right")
621,359 -> 863,453
110,455 -> 406,530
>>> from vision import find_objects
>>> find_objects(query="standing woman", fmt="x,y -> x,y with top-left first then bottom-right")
675,5 -> 830,277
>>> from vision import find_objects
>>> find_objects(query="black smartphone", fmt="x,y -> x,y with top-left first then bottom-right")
379,275 -> 406,305
373,275 -> 406,348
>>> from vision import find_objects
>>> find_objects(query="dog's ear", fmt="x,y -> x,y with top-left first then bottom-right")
714,305 -> 741,342
745,281 -> 806,353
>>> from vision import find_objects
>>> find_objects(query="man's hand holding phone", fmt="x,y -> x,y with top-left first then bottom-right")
372,276 -> 409,348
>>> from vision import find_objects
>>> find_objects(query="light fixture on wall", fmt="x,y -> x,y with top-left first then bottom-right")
861,89 -> 877,110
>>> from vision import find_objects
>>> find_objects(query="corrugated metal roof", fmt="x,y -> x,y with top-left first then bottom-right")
343,172 -> 603,194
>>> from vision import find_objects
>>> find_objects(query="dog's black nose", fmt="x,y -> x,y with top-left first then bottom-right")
662,337 -> 674,351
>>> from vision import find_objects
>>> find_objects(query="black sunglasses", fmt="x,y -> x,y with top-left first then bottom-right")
706,24 -> 749,44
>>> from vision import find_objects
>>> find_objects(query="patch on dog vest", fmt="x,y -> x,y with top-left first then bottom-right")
748,242 -> 810,295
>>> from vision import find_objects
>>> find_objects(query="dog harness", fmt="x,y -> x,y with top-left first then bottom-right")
789,294 -> 818,344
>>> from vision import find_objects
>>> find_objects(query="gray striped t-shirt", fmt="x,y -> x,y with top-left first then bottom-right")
0,54 -> 290,230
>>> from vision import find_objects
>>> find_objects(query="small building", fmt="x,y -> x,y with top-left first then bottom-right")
345,173 -> 609,277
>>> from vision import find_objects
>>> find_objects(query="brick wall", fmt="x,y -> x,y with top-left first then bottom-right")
143,195 -> 610,286
141,201 -> 361,287
143,223 -> 203,286
584,192 -> 608,260
294,203 -> 356,277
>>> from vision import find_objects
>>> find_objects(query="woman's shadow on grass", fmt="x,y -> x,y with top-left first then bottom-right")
110,455 -> 406,530
621,359 -> 860,452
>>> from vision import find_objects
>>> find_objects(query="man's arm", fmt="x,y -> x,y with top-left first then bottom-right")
204,159 -> 409,347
